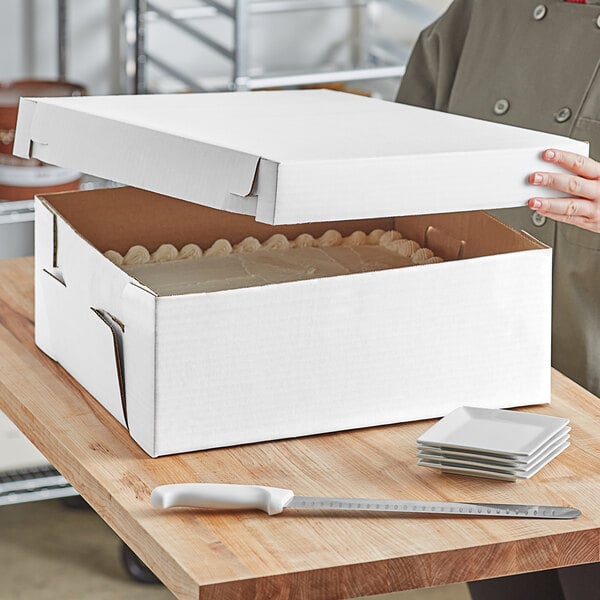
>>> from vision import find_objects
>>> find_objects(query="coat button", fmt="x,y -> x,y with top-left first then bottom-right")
532,212 -> 547,227
554,107 -> 572,123
533,4 -> 547,20
493,98 -> 510,115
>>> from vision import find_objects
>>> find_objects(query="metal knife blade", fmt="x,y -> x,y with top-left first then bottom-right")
150,483 -> 581,519
288,496 -> 581,519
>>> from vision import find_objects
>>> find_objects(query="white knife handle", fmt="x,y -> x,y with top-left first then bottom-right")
150,483 -> 294,515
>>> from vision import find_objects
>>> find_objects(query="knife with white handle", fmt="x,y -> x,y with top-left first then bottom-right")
150,483 -> 581,519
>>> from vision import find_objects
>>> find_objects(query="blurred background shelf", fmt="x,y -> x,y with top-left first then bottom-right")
0,466 -> 77,507
3,0 -> 447,99
124,0 -> 439,96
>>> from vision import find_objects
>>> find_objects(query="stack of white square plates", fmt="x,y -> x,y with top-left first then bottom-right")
417,407 -> 570,481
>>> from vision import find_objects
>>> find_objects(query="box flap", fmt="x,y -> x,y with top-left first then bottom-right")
14,90 -> 589,225
15,97 -> 261,218
13,97 -> 37,158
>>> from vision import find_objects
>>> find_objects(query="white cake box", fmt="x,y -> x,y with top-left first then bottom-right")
14,90 -> 588,457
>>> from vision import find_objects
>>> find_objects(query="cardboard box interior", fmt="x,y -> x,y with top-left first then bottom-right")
41,186 -> 545,286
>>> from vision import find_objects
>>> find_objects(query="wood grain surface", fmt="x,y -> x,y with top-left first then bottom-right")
0,257 -> 599,600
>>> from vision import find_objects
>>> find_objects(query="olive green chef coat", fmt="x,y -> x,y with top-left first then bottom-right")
397,0 -> 600,397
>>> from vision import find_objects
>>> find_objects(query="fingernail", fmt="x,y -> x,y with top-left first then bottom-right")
545,150 -> 555,160
530,199 -> 542,209
533,173 -> 543,184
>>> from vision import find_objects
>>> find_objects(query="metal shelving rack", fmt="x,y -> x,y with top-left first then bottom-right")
0,466 -> 77,507
123,0 -> 424,94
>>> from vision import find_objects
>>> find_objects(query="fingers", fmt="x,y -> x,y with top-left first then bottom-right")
529,170 -> 600,200
540,149 -> 600,179
527,149 -> 600,232
528,197 -> 597,219
529,197 -> 600,232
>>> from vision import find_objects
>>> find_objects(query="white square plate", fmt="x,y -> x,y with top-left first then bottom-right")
417,438 -> 570,473
417,427 -> 571,464
417,407 -> 569,456
418,441 -> 570,481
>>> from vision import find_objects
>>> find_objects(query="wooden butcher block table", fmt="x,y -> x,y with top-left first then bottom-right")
0,257 -> 599,600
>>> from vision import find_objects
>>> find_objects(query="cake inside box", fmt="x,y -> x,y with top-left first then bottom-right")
39,185 -> 546,298
105,229 -> 443,295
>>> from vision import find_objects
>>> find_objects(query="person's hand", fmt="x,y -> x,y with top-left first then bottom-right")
528,149 -> 600,233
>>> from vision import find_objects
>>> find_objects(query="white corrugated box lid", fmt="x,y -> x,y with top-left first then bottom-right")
14,89 -> 588,225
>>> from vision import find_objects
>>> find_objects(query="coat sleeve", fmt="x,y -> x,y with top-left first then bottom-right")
396,0 -> 475,111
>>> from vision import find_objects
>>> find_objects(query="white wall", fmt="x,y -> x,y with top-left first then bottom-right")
0,0 -> 451,97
